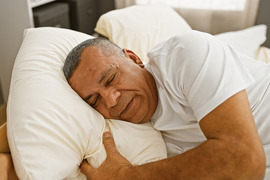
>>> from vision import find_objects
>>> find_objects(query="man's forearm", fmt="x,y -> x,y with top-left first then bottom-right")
0,168 -> 8,180
0,154 -> 11,180
125,138 -> 265,179
125,91 -> 266,179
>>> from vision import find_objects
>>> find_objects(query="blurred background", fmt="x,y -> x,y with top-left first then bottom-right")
0,0 -> 269,108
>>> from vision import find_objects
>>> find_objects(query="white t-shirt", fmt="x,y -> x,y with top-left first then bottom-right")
145,31 -> 270,172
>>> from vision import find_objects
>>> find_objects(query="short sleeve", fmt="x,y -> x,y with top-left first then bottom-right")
148,31 -> 255,121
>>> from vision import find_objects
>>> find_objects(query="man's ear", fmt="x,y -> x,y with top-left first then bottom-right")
123,49 -> 144,68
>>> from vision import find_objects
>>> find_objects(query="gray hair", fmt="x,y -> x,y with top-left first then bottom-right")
63,37 -> 124,80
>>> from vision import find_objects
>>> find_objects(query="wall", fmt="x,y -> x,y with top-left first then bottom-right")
0,0 -> 33,103
256,0 -> 270,47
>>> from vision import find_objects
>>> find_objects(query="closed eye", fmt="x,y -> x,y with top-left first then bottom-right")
89,71 -> 117,108
106,73 -> 116,86
90,95 -> 100,108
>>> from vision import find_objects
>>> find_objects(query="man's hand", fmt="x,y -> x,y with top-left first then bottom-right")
80,132 -> 133,180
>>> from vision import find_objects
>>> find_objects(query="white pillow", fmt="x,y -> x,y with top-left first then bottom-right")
7,27 -> 167,180
95,5 -> 192,62
215,25 -> 267,58
255,46 -> 270,64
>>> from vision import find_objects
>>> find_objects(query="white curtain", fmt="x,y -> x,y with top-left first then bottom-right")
174,0 -> 260,34
114,0 -> 136,9
135,0 -> 247,11
113,0 -> 260,34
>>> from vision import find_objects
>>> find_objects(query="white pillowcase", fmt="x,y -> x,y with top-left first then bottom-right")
95,5 -> 192,63
7,27 -> 167,180
215,25 -> 267,58
256,46 -> 270,64
95,4 -> 266,61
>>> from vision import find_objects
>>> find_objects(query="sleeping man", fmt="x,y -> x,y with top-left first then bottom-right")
63,30 -> 269,179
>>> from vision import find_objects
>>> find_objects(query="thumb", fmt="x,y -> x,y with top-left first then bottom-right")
103,131 -> 118,159
80,159 -> 94,176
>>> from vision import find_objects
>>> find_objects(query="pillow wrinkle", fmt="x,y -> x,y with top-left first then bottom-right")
8,27 -> 167,179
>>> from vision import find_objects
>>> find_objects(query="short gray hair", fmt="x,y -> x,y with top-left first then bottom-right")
63,38 -> 124,80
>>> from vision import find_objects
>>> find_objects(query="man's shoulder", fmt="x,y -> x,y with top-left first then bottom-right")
148,30 -> 214,59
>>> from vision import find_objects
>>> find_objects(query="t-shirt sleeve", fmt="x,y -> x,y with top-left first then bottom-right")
149,31 -> 255,121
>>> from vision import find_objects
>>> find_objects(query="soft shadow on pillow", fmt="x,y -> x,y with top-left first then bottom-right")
95,5 -> 192,62
7,27 -> 167,180
256,46 -> 270,64
215,25 -> 267,58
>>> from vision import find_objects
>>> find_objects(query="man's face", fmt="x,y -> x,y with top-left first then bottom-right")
68,46 -> 158,124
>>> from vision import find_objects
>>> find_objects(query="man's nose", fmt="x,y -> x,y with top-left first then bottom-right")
100,87 -> 120,108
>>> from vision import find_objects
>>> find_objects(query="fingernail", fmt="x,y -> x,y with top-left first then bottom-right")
103,131 -> 111,138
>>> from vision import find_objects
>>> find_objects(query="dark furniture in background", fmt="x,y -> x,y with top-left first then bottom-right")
33,0 -> 115,35
97,0 -> 115,17
58,0 -> 98,34
33,2 -> 70,28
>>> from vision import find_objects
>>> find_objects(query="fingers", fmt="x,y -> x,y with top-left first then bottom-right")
81,131 -> 116,176
103,131 -> 119,159
80,159 -> 94,176
80,132 -> 132,179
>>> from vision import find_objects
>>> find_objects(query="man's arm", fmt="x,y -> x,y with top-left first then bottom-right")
81,90 -> 266,179
0,153 -> 12,180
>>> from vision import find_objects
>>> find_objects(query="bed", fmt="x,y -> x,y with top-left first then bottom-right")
2,4 -> 270,180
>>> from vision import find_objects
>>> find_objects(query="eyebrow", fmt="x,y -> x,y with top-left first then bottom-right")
83,67 -> 114,102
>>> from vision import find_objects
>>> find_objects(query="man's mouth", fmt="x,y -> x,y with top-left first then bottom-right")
120,97 -> 134,116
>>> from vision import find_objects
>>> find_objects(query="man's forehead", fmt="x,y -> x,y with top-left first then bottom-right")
81,47 -> 111,66
80,46 -> 100,65
69,47 -> 118,83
